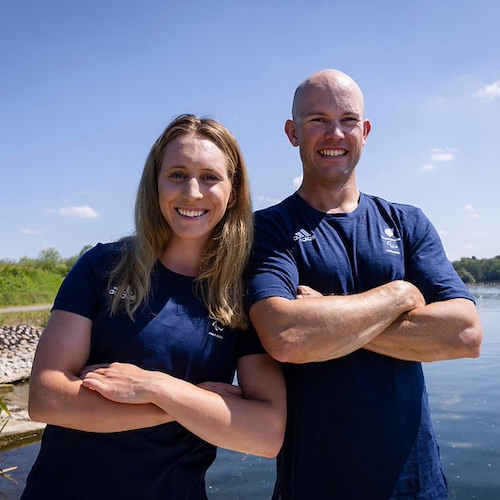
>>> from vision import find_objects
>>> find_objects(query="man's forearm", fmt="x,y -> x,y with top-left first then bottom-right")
250,280 -> 425,363
363,298 -> 482,362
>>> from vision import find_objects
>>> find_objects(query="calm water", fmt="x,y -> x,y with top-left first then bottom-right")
1,285 -> 498,499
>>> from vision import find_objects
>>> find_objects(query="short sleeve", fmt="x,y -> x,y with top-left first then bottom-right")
246,208 -> 299,310
403,209 -> 474,303
53,243 -> 115,319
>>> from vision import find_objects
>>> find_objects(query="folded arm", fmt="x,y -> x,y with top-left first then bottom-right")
249,280 -> 425,363
363,298 -> 482,361
28,309 -> 172,432
81,354 -> 286,458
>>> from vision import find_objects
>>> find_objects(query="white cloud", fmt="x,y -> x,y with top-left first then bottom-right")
418,163 -> 436,172
20,228 -> 44,235
49,205 -> 100,218
476,80 -> 500,100
467,213 -> 481,220
292,175 -> 303,188
463,204 -> 474,211
257,196 -> 282,208
431,152 -> 455,162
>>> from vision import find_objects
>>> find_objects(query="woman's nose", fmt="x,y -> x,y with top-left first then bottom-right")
183,177 -> 203,199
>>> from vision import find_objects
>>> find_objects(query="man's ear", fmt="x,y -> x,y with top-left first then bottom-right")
363,119 -> 371,142
284,119 -> 299,147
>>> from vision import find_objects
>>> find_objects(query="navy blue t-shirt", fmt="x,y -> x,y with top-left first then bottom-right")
24,242 -> 264,500
247,192 -> 473,500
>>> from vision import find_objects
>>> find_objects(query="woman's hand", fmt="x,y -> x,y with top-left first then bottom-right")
81,362 -> 164,405
296,284 -> 323,299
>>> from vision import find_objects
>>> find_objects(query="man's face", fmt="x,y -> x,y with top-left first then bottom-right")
285,79 -> 371,187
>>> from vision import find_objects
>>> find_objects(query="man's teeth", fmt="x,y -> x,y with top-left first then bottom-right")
178,209 -> 205,217
319,149 -> 346,157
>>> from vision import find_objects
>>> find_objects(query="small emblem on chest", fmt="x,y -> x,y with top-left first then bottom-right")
381,228 -> 401,255
208,318 -> 225,340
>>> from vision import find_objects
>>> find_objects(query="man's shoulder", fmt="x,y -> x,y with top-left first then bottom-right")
255,193 -> 297,216
363,193 -> 424,220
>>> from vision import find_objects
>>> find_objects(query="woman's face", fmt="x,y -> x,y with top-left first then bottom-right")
157,133 -> 234,248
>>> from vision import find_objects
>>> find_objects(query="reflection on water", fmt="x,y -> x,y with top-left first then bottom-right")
424,285 -> 500,498
1,285 -> 499,499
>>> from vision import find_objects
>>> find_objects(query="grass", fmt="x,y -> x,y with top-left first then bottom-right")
0,310 -> 50,328
0,264 -> 62,307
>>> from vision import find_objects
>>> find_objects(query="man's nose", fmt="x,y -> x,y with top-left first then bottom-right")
324,121 -> 344,139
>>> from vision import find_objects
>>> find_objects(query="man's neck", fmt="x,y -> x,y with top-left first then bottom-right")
297,182 -> 360,214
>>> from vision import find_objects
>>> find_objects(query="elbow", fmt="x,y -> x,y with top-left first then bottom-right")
27,397 -> 49,424
460,321 -> 482,359
254,422 -> 285,459
262,441 -> 283,459
27,382 -> 60,424
261,331 -> 304,364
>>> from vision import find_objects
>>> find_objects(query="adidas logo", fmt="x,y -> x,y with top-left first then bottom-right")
293,229 -> 315,242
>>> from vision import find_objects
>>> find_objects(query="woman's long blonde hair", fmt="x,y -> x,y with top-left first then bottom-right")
108,114 -> 253,329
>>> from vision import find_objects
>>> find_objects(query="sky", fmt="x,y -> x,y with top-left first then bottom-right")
1,0 -> 499,263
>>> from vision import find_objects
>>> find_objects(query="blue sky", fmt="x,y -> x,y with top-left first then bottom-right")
2,0 -> 499,263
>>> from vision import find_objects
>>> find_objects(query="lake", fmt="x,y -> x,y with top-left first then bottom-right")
1,285 -> 498,499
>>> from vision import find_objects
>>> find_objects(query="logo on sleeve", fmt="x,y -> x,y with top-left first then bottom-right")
381,228 -> 401,255
293,229 -> 316,242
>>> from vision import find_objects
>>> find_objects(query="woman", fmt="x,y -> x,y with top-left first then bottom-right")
22,114 -> 286,499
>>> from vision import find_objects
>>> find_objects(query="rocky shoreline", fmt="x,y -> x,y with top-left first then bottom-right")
0,324 -> 42,385
1,325 -> 46,449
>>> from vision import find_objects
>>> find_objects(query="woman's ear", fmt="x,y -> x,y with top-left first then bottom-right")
227,189 -> 237,209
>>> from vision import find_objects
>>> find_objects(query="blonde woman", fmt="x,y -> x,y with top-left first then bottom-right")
23,114 -> 285,500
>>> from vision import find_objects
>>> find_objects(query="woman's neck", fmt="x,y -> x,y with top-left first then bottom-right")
159,239 -> 204,277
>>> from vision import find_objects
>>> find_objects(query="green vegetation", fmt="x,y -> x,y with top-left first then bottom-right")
0,310 -> 51,328
452,255 -> 500,284
0,246 -> 91,308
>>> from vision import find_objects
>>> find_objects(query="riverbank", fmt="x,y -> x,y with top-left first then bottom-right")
0,324 -> 46,450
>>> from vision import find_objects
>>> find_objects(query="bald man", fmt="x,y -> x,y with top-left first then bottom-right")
247,69 -> 482,499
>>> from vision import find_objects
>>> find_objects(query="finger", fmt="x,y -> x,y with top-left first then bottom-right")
79,363 -> 110,378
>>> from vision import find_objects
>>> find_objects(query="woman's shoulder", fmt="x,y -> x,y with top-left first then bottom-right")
74,240 -> 129,273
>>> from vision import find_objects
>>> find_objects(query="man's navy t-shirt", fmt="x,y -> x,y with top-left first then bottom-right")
247,192 -> 474,499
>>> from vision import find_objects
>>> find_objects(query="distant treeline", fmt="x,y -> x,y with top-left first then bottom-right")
452,255 -> 500,284
1,247 -> 499,307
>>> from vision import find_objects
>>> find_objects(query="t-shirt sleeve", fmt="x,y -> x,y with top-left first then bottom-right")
53,243 -> 110,320
246,209 -> 299,310
403,208 -> 474,303
235,323 -> 267,358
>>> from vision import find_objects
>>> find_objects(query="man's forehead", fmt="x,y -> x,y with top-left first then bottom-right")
294,86 -> 364,119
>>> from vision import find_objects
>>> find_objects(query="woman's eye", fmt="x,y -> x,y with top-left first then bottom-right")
169,172 -> 185,179
202,175 -> 219,181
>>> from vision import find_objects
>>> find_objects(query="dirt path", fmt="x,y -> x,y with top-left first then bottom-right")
0,305 -> 52,314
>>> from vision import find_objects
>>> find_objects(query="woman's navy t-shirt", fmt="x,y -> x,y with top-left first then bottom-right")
23,242 -> 264,500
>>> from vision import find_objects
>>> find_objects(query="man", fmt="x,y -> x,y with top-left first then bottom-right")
246,69 -> 482,499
